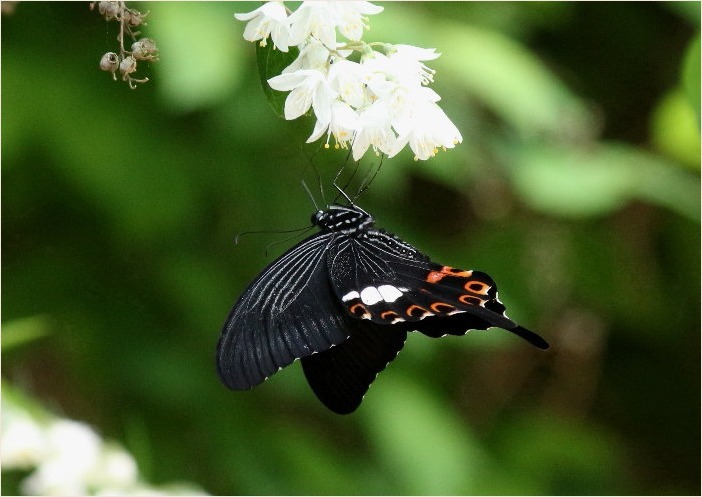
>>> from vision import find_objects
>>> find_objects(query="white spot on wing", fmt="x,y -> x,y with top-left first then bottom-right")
378,285 -> 403,303
360,286 -> 383,305
342,290 -> 360,302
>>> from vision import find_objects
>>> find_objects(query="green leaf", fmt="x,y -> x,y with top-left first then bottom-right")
440,23 -> 594,139
1,380 -> 54,424
147,2 -> 245,112
650,88 -> 701,170
494,414 -> 626,495
361,374 -> 488,494
371,4 -> 596,139
1,316 -> 51,352
256,42 -> 299,117
681,35 -> 701,129
511,142 -> 701,221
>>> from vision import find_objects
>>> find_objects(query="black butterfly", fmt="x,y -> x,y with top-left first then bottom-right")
216,203 -> 549,414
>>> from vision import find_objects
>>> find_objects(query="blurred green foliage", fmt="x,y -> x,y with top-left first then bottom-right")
2,2 -> 700,495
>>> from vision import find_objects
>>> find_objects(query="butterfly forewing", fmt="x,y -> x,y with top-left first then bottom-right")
328,228 -> 549,349
217,231 -> 352,390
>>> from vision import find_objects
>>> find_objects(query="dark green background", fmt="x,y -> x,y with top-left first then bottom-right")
2,2 -> 700,495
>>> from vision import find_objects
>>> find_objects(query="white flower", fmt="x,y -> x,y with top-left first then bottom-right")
282,38 -> 331,73
288,2 -> 338,49
331,1 -> 384,41
390,99 -> 462,160
307,99 -> 360,149
234,1 -> 462,161
352,100 -> 398,160
386,44 -> 440,86
386,84 -> 440,129
268,69 -> 337,123
362,44 -> 439,94
328,58 -> 366,108
235,1 -> 293,52
0,416 -> 49,470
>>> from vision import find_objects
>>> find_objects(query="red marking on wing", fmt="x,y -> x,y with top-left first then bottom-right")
426,266 -> 473,283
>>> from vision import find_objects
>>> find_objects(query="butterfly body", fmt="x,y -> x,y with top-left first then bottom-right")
217,203 -> 549,414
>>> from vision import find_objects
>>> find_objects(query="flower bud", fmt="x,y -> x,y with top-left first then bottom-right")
123,9 -> 147,27
119,55 -> 137,77
99,52 -> 119,72
97,1 -> 119,20
131,38 -> 158,60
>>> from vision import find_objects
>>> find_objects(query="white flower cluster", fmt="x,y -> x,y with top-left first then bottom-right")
235,1 -> 462,161
1,398 -> 206,496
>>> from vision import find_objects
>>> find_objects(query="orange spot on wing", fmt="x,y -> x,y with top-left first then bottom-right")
464,280 -> 491,295
381,310 -> 399,321
406,304 -> 430,317
426,266 -> 473,283
430,302 -> 456,314
459,294 -> 486,306
350,303 -> 370,319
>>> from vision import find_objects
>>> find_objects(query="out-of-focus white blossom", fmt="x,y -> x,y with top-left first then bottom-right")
20,420 -> 103,495
1,415 -> 49,470
235,1 -> 461,161
235,1 -> 293,52
90,446 -> 139,490
21,461 -> 88,496
2,390 -> 209,496
46,420 -> 102,472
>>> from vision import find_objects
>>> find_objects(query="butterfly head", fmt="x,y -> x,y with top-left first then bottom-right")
312,204 -> 375,234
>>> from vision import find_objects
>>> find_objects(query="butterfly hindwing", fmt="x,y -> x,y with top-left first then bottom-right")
301,322 -> 407,414
217,232 -> 353,390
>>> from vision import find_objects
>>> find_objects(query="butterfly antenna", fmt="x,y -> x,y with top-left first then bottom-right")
353,155 -> 384,202
332,147 -> 356,204
310,159 -> 326,206
264,225 -> 315,257
297,142 -> 326,207
334,182 -> 354,205
337,148 -> 360,194
234,225 -> 312,246
302,179 -> 320,212
337,160 -> 361,201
